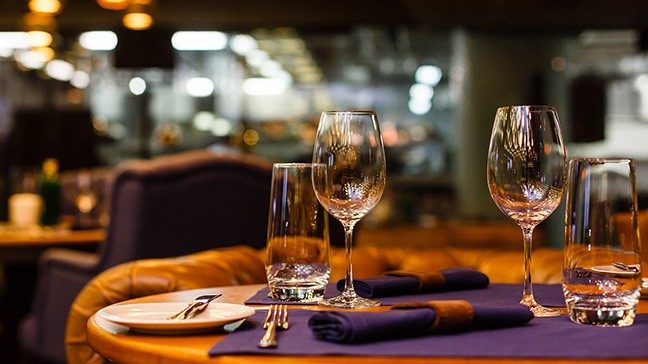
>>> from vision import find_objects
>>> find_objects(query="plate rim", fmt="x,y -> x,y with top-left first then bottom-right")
590,264 -> 641,277
96,301 -> 255,331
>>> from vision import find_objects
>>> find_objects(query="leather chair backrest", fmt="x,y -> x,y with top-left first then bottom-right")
97,150 -> 273,270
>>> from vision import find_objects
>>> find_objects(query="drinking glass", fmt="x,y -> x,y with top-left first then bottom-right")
312,111 -> 386,308
562,158 -> 641,326
487,105 -> 567,317
266,163 -> 331,302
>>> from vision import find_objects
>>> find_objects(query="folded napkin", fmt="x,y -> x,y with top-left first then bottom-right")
308,300 -> 533,343
337,269 -> 489,298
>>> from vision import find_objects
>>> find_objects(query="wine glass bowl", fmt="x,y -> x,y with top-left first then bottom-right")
487,105 -> 567,317
312,111 -> 386,308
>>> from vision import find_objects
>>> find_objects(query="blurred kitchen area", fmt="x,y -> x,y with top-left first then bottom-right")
1,0 -> 648,247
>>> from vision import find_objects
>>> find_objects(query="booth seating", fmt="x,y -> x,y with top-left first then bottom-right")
65,244 -> 563,364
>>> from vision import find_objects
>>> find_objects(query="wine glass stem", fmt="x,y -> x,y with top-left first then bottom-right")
521,226 -> 537,306
342,222 -> 357,299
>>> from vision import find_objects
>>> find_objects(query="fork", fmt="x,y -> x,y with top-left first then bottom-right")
257,304 -> 289,348
612,262 -> 640,274
166,293 -> 222,320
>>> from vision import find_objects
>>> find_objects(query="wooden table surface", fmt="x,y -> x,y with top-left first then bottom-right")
0,227 -> 104,263
0,227 -> 104,246
87,284 -> 648,364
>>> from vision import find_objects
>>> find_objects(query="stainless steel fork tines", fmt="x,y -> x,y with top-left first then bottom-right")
258,304 -> 289,348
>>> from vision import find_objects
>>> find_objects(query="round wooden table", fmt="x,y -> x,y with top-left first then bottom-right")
87,284 -> 648,364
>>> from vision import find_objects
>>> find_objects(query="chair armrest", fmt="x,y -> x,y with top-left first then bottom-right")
39,248 -> 101,274
20,249 -> 101,362
65,245 -> 266,364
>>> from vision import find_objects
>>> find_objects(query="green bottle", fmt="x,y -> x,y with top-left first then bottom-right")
39,158 -> 60,226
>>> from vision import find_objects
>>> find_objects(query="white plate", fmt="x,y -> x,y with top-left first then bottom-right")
96,302 -> 255,334
591,264 -> 641,277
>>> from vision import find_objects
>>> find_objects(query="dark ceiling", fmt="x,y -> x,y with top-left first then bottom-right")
0,0 -> 647,33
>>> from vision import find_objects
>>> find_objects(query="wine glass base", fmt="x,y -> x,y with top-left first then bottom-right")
520,291 -> 563,317
526,303 -> 563,317
318,294 -> 380,309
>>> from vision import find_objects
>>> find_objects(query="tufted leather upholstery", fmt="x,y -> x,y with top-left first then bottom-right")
65,244 -> 562,364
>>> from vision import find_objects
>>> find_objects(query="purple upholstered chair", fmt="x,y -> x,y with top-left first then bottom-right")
18,149 -> 273,363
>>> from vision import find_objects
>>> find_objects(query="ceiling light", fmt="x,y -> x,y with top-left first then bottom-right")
0,32 -> 30,50
27,30 -> 52,48
634,74 -> 648,91
230,34 -> 257,55
70,70 -> 90,89
245,49 -> 269,67
34,46 -> 55,60
185,77 -> 214,97
193,111 -> 216,131
44,59 -> 74,81
408,98 -> 432,115
171,31 -> 228,51
129,77 -> 146,95
123,12 -> 153,31
15,47 -> 54,69
211,118 -> 233,137
28,0 -> 61,15
79,31 -> 117,51
409,84 -> 434,100
275,70 -> 293,83
415,65 -> 442,86
123,4 -> 153,31
95,0 -> 130,10
258,59 -> 282,77
243,77 -> 290,96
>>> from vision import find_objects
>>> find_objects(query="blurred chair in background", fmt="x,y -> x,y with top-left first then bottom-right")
58,167 -> 114,230
18,149 -> 273,363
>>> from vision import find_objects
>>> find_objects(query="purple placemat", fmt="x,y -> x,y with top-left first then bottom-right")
245,283 -> 566,307
209,309 -> 648,359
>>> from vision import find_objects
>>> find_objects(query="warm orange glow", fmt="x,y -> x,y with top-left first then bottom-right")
28,0 -> 61,15
23,12 -> 56,31
34,46 -> 55,61
95,0 -> 129,10
122,12 -> 153,30
381,122 -> 398,147
242,129 -> 260,146
27,30 -> 53,47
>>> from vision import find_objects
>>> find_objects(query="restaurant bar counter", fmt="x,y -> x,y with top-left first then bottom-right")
66,245 -> 563,364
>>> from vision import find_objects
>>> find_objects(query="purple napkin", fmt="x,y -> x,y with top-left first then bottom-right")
337,268 -> 489,298
308,301 -> 533,343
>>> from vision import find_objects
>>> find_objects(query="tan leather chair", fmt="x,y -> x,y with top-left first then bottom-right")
65,245 -> 562,364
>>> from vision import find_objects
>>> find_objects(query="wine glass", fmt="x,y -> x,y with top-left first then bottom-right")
312,110 -> 386,308
486,105 -> 566,317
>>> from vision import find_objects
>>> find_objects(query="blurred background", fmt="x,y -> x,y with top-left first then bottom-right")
1,0 -> 648,247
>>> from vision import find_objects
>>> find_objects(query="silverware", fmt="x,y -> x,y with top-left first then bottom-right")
611,262 -> 640,274
166,293 -> 221,320
257,304 -> 289,348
